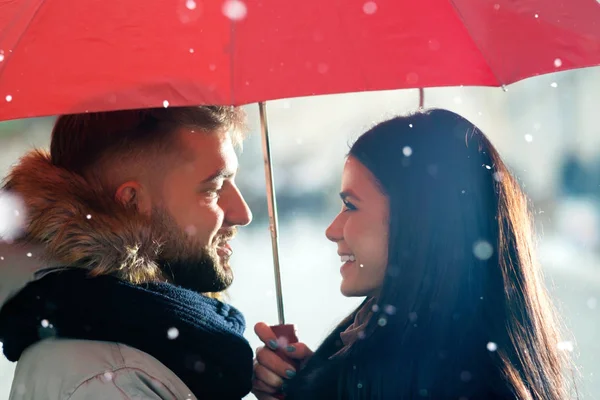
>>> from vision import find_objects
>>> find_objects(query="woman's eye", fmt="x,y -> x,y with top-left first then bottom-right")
343,200 -> 357,211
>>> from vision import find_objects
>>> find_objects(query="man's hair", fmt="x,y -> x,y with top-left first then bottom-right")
50,106 -> 247,180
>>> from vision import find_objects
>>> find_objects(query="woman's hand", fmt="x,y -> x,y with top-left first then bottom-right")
252,322 -> 314,399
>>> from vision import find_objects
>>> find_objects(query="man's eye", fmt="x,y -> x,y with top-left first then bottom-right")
203,188 -> 222,198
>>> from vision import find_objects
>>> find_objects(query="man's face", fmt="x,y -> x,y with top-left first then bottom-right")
148,129 -> 252,293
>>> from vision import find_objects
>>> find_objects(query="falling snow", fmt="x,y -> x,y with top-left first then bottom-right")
167,327 -> 179,339
554,58 -> 563,68
402,146 -> 413,157
362,1 -> 377,14
163,100 -> 170,108
460,371 -> 472,382
384,305 -> 397,315
41,319 -> 49,328
222,0 -> 247,21
276,336 -> 289,348
524,134 -> 533,143
550,82 -> 558,88
487,342 -> 498,352
406,72 -> 419,84
186,0 -> 197,10
5,95 -> 12,102
427,164 -> 438,176
428,39 -> 440,51
473,240 -> 494,260
588,297 -> 597,309
194,360 -> 206,373
557,341 -> 574,352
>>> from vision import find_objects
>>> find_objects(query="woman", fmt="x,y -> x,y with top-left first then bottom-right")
252,109 -> 574,399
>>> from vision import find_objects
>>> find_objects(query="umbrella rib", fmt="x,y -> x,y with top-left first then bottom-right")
0,0 -> 48,84
229,18 -> 236,104
332,0 -> 371,93
448,0 -> 504,87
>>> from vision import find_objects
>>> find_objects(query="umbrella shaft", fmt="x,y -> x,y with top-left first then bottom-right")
259,102 -> 286,325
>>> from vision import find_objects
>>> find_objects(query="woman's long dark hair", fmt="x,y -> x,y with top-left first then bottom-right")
323,109 -> 573,399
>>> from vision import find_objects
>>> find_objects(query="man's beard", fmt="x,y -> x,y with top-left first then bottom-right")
149,207 -> 235,293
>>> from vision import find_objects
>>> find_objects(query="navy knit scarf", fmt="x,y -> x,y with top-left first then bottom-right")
0,268 -> 253,399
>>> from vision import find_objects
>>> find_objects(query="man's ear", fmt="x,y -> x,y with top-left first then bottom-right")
115,181 -> 152,214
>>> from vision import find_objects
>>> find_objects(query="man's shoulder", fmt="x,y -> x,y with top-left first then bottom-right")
11,338 -> 194,399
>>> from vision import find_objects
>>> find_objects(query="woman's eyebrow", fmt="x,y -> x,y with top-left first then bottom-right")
340,190 -> 361,201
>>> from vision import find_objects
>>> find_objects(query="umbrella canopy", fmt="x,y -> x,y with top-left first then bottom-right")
2,0 -> 600,337
1,0 -> 599,121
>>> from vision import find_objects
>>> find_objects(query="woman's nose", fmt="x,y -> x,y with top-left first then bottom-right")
325,213 -> 344,242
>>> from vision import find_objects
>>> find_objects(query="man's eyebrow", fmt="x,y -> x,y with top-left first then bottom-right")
339,190 -> 361,201
201,168 -> 235,183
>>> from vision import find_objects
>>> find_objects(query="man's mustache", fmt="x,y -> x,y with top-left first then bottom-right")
215,227 -> 237,242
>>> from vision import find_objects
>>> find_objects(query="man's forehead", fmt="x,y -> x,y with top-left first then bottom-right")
177,129 -> 238,173
177,127 -> 231,148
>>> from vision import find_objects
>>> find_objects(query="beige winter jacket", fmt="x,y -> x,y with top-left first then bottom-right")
10,338 -> 196,400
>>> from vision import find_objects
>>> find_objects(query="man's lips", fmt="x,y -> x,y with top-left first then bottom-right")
216,242 -> 233,258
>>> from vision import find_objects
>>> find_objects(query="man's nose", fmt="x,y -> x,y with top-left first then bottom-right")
224,185 -> 252,227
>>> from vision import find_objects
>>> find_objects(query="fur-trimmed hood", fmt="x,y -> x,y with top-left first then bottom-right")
1,150 -> 169,301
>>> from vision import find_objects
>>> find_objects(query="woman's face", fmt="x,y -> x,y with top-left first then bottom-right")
326,156 -> 389,298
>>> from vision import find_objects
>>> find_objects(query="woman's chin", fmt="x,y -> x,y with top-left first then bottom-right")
340,280 -> 381,298
340,282 -> 367,298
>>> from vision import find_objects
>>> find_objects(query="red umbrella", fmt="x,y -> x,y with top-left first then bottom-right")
1,0 -> 599,121
1,0 -> 599,346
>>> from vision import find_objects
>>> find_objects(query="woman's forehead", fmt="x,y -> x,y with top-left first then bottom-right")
342,157 -> 384,198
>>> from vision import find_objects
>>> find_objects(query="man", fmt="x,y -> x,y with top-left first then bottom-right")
0,106 -> 254,399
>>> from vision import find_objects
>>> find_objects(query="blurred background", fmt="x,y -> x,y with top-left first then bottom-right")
1,66 -> 600,399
